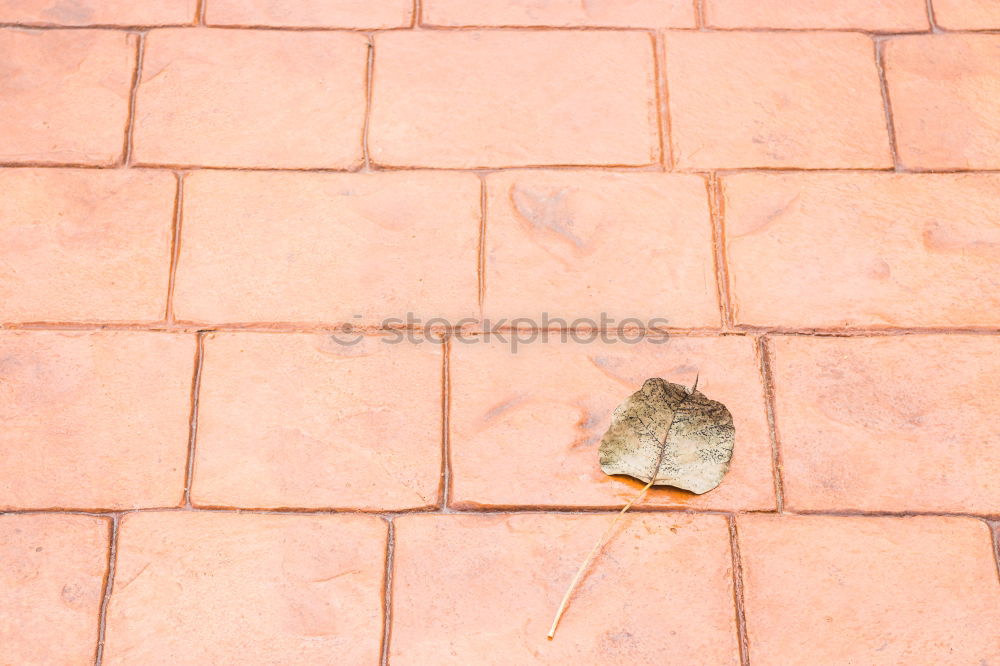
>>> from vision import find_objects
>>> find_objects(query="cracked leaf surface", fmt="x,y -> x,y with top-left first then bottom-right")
598,378 -> 735,494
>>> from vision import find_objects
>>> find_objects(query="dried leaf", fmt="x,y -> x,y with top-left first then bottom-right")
599,377 -> 735,494
547,377 -> 734,639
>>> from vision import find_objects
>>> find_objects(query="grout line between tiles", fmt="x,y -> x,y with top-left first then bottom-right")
440,336 -> 452,510
873,38 -> 902,171
652,31 -> 673,170
362,33 -> 375,170
181,333 -> 206,508
695,0 -> 705,30
380,517 -> 395,666
989,520 -> 1000,587
728,515 -> 751,666
476,173 -> 488,314
196,0 -> 206,25
707,173 -> 734,329
93,514 -> 121,665
164,172 -> 185,321
925,0 -> 941,32
121,31 -> 145,167
756,336 -> 785,513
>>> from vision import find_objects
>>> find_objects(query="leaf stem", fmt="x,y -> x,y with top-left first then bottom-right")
546,477 -> 655,639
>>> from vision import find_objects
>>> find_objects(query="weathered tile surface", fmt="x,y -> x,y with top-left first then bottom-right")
483,171 -> 718,326
0,169 -> 175,322
739,515 -> 1000,665
193,333 -> 442,510
665,32 -> 892,169
0,331 -> 194,509
173,170 -> 480,323
422,0 -> 695,27
724,172 -> 1000,328
103,512 -> 387,665
206,0 -> 412,27
704,0 -> 928,30
391,514 -> 739,664
133,29 -> 368,168
369,31 -> 660,167
0,29 -> 135,165
0,514 -> 110,665
449,337 -> 775,511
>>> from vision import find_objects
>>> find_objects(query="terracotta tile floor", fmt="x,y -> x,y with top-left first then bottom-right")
1,1 -> 999,664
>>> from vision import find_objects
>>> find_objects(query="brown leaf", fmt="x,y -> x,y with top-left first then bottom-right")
599,377 -> 735,494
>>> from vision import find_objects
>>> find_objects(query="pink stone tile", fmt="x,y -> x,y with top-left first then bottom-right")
885,34 -> 1000,170
705,0 -> 929,30
207,0 -> 413,27
723,172 -> 1000,328
192,333 -> 442,510
770,335 -> 1000,514
483,171 -> 719,327
739,515 -> 1000,664
932,0 -> 1000,29
449,337 -> 775,511
0,0 -> 196,25
173,170 -> 480,323
666,32 -> 892,169
0,29 -> 136,165
103,512 -> 387,664
391,513 -> 739,664
422,0 -> 695,27
0,331 -> 195,509
0,168 -> 176,322
132,29 -> 368,168
369,31 -> 659,167
0,514 -> 110,665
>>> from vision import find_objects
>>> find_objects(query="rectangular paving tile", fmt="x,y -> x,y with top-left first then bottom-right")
192,333 -> 442,510
483,171 -> 718,327
0,29 -> 136,165
770,335 -> 1000,514
0,0 -> 196,25
449,336 -> 775,511
723,172 -> 1000,328
206,0 -> 413,27
0,331 -> 195,509
173,170 -> 480,323
0,514 -> 110,665
704,0 -> 929,30
884,35 -> 1000,170
391,514 -> 739,664
932,0 -> 1000,29
369,31 -> 659,168
103,512 -> 387,665
738,515 -> 1000,665
132,29 -> 368,168
422,0 -> 695,27
0,169 -> 175,322
665,32 -> 891,169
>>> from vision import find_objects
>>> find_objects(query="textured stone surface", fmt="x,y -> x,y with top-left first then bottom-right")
422,0 -> 695,27
770,335 -> 1000,514
193,333 -> 442,510
103,512 -> 387,665
207,0 -> 412,27
449,337 -> 775,510
0,331 -> 194,509
666,32 -> 891,169
0,29 -> 135,165
173,170 -> 480,323
0,168 -> 175,322
391,513 -> 739,664
483,171 -> 718,326
738,515 -> 1000,665
724,172 -> 1000,328
704,0 -> 928,30
0,0 -> 195,24
932,0 -> 1000,29
369,31 -> 659,167
885,35 -> 1000,170
132,29 -> 368,168
0,514 -> 109,665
